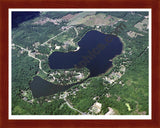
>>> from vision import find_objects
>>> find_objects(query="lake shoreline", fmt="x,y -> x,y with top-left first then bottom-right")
34,30 -> 123,97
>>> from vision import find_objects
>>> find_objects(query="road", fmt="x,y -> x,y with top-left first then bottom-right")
12,26 -> 78,75
41,26 -> 73,46
13,26 -> 89,114
14,44 -> 47,74
63,93 -> 86,115
73,27 -> 78,37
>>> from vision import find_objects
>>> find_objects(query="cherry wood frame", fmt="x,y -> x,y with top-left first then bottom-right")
0,0 -> 160,128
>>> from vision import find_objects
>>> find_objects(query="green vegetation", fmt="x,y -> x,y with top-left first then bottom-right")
54,27 -> 77,42
12,21 -> 63,50
41,11 -> 79,19
67,77 -> 105,112
37,45 -> 51,54
11,11 -> 149,115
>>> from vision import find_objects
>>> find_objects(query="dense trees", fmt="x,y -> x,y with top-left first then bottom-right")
37,45 -> 51,54
67,77 -> 106,112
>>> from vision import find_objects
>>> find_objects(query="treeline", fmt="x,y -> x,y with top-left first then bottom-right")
96,11 -> 148,19
41,12 -> 80,19
12,20 -> 64,50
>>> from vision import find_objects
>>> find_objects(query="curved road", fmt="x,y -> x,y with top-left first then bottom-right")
63,93 -> 86,115
14,44 -> 47,74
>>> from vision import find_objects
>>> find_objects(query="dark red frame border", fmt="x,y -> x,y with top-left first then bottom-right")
0,0 -> 160,128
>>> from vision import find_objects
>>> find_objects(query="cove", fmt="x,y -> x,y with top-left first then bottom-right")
49,30 -> 123,77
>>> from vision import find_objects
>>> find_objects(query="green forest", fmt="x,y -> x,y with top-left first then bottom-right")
11,11 -> 149,115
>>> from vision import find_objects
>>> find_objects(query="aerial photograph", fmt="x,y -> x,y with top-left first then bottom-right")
10,9 -> 150,117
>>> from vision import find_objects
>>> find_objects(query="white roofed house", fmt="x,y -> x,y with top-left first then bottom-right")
55,45 -> 61,50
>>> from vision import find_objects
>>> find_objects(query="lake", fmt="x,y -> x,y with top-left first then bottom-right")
49,30 -> 123,77
30,76 -> 88,98
30,30 -> 123,98
30,76 -> 73,98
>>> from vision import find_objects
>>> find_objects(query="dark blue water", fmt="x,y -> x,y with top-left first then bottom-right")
30,76 -> 88,98
30,76 -> 73,98
12,12 -> 40,28
49,30 -> 123,77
